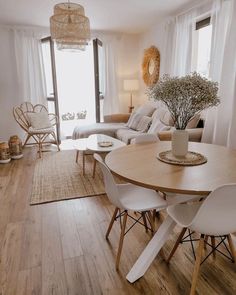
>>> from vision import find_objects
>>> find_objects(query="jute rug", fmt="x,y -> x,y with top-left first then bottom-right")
30,150 -> 106,205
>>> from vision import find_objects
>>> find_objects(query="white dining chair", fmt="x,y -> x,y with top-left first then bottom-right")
94,153 -> 167,270
166,184 -> 236,295
133,133 -> 159,144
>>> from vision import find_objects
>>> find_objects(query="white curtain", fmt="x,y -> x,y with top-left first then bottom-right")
13,28 -> 47,105
202,0 -> 236,147
172,10 -> 196,76
102,37 -> 120,115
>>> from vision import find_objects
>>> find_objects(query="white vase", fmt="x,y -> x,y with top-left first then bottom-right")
171,129 -> 189,157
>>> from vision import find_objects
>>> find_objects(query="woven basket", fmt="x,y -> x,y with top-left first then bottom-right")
8,135 -> 23,159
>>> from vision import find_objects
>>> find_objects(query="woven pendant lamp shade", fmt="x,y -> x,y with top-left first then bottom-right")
50,2 -> 91,51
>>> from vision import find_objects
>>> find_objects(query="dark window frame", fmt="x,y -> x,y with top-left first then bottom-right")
196,16 -> 211,30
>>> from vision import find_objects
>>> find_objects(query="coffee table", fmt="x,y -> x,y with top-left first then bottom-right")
74,134 -> 125,176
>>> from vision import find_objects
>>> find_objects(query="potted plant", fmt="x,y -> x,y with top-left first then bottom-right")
147,72 -> 219,157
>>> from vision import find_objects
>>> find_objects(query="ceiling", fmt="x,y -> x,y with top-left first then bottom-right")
0,0 -> 201,34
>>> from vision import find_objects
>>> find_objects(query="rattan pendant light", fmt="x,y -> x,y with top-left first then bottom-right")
50,1 -> 91,51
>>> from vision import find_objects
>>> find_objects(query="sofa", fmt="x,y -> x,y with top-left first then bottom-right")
72,104 -> 203,144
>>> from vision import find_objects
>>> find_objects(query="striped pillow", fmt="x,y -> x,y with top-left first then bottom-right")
126,112 -> 143,130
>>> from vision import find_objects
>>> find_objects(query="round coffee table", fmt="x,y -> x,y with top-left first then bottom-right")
74,134 -> 125,176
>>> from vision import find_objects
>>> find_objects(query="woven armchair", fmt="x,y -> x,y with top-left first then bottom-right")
13,102 -> 60,158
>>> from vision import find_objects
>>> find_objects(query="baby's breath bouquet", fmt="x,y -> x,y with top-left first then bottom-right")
147,72 -> 220,130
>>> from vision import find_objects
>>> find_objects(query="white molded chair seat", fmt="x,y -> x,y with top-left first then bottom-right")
118,183 -> 167,211
167,203 -> 202,228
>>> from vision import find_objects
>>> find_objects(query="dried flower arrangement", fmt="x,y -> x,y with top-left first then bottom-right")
147,72 -> 220,130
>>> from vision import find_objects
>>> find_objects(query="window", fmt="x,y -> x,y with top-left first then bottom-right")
192,17 -> 213,78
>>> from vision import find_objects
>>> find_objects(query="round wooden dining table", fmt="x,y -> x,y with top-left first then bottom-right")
106,141 -> 236,195
105,141 -> 236,283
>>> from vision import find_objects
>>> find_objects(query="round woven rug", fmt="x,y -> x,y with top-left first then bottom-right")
157,150 -> 207,166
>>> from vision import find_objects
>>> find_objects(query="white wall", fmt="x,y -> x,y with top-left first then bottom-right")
116,33 -> 141,113
138,21 -> 168,105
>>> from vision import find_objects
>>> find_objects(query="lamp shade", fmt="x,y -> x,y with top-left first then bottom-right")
124,79 -> 139,91
50,2 -> 91,51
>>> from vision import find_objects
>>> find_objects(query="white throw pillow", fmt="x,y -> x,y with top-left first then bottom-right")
135,103 -> 156,116
126,112 -> 143,130
136,116 -> 152,132
148,119 -> 171,134
27,112 -> 52,129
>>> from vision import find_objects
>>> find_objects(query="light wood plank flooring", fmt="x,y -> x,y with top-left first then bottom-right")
0,147 -> 236,295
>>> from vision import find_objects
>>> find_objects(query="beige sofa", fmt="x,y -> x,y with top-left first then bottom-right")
72,105 -> 203,143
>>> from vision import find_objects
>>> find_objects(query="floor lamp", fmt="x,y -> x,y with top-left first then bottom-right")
124,79 -> 139,113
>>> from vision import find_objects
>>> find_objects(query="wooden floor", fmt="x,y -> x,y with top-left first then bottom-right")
0,147 -> 236,295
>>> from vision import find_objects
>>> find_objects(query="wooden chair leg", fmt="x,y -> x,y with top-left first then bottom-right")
152,209 -> 157,224
23,134 -> 31,147
147,211 -> 155,233
190,234 -> 205,295
227,234 -> 236,262
92,158 -> 97,178
211,236 -> 216,258
204,235 -> 209,250
106,207 -> 119,239
166,227 -> 187,263
141,212 -> 148,232
76,151 -> 79,163
82,152 -> 85,176
116,211 -> 128,270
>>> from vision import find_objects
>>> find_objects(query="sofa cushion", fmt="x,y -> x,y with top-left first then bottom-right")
72,123 -> 125,139
151,108 -> 169,122
126,112 -> 143,130
186,114 -> 201,128
135,103 -> 156,116
136,116 -> 152,132
148,119 -> 171,134
116,128 -> 142,144
27,112 -> 52,129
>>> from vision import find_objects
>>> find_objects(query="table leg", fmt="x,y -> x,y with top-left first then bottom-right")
92,158 -> 97,178
126,215 -> 176,283
76,150 -> 79,163
82,152 -> 85,176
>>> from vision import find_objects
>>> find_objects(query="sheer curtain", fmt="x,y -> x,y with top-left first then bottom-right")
102,37 -> 120,115
172,11 -> 196,76
202,0 -> 236,147
164,10 -> 196,76
13,28 -> 47,105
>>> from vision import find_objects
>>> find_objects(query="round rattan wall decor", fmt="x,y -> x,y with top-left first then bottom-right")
142,46 -> 160,86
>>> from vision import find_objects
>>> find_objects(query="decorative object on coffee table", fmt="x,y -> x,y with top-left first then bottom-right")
147,72 -> 220,158
0,142 -> 11,164
142,46 -> 160,86
8,135 -> 23,159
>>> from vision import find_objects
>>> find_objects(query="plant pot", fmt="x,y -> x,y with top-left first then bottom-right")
171,129 -> 189,157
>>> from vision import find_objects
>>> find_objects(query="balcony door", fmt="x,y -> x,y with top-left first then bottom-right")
41,38 -> 104,140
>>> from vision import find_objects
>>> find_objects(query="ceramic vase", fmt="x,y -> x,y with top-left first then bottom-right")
171,129 -> 189,157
